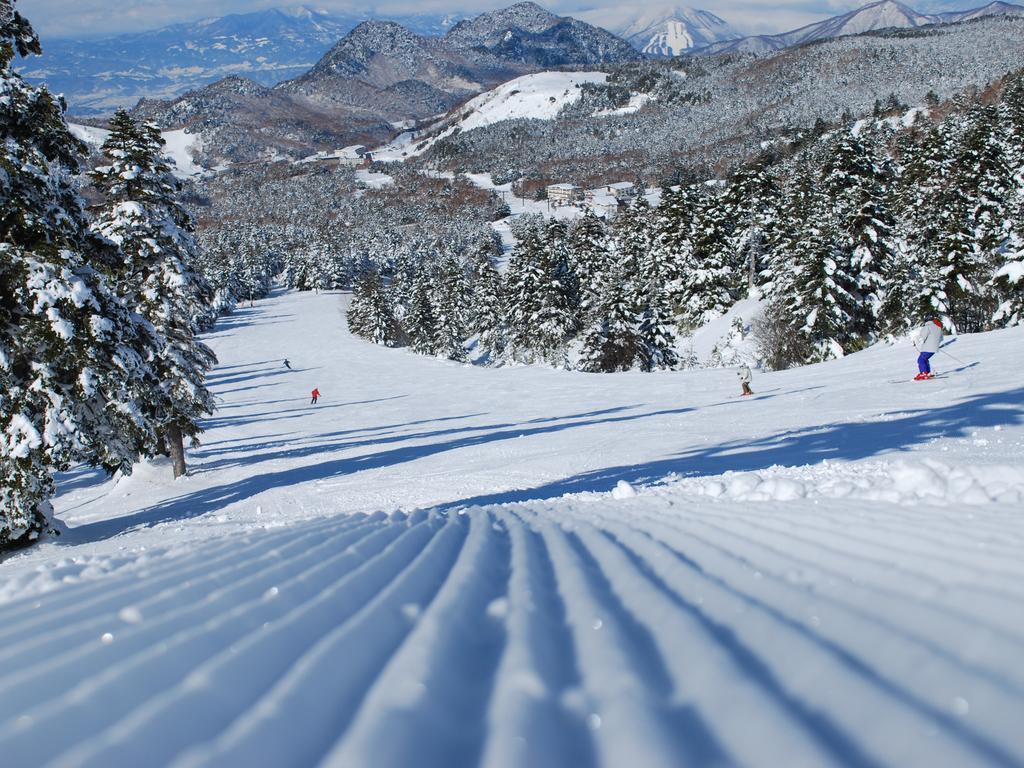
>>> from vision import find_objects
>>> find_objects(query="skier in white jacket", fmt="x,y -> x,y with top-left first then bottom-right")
915,319 -> 944,380
737,365 -> 753,396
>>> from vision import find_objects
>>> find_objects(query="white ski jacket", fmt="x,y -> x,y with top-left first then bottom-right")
737,366 -> 752,384
918,322 -> 944,354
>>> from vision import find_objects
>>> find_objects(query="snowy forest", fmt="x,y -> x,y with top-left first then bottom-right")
347,77 -> 1024,371
1,9 -> 214,548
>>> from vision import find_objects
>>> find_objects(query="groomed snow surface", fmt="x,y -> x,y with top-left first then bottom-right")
2,289 -> 1024,768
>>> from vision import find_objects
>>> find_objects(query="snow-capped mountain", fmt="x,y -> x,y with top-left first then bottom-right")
940,0 -> 1024,22
132,4 -> 640,165
278,6 -> 637,116
694,0 -> 1024,55
443,2 -> 640,66
579,5 -> 742,56
19,6 -> 464,116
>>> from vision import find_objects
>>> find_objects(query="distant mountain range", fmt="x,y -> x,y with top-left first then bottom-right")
22,1 -> 1024,116
130,2 -> 640,165
19,6 -> 465,115
692,0 -> 1024,55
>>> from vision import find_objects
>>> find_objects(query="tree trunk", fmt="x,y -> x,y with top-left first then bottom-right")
166,425 -> 187,479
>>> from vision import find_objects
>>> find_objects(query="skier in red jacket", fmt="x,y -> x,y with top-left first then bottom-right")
310,387 -> 320,405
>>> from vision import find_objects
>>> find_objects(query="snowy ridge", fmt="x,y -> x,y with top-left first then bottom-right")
1,289 -> 1023,766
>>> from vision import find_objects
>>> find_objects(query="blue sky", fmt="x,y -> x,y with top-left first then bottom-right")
18,0 -> 991,40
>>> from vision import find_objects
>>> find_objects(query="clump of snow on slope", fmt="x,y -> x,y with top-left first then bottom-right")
645,458 -> 1024,506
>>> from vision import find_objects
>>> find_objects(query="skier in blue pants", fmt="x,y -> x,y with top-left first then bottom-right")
915,318 -> 944,380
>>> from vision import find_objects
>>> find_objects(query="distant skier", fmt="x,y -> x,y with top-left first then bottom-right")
283,359 -> 291,370
737,365 -> 753,396
914,318 -> 944,380
310,387 -> 320,405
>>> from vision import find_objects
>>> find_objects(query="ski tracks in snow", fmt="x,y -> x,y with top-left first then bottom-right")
1,498 -> 1022,768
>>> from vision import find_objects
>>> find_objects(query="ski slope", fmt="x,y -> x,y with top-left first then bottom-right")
1,289 -> 1023,768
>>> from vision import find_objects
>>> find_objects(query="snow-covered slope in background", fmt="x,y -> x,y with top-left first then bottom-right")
457,71 -> 608,130
373,71 -> 607,160
1,289 -> 1022,767
70,123 -> 208,178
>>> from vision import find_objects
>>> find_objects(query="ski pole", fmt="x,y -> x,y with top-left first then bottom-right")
939,348 -> 966,365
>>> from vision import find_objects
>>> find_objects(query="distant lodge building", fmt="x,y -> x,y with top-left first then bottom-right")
546,183 -> 582,206
546,180 -> 637,217
298,145 -> 370,168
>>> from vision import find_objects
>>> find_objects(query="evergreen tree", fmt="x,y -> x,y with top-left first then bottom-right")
91,111 -> 217,478
348,270 -> 396,345
467,241 -> 507,360
992,233 -> 1024,326
533,219 -> 581,363
722,159 -> 780,295
1,4 -> 152,547
636,293 -> 680,372
405,267 -> 438,356
579,263 -> 643,372
567,212 -> 610,323
680,184 -> 739,328
431,253 -> 469,361
818,131 -> 895,340
504,226 -> 546,362
648,183 -> 701,319
767,163 -> 858,361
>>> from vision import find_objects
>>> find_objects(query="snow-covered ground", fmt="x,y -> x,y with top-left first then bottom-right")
1,288 -> 1023,767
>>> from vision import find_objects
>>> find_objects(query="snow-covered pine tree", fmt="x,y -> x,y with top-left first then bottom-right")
992,232 -> 1024,325
404,266 -> 438,356
648,183 -> 700,320
348,269 -> 396,345
679,183 -> 740,328
817,130 -> 895,342
899,102 -> 1009,333
722,158 -> 780,294
567,212 -> 610,324
431,253 -> 470,361
636,291 -> 680,372
1,4 -> 155,547
90,111 -> 217,478
579,262 -> 642,373
951,102 -> 1012,330
531,219 -> 581,364
992,74 -> 1024,326
467,240 -> 506,360
766,162 -> 858,362
504,225 -> 546,362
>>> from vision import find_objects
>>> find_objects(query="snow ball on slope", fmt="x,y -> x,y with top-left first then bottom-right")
611,481 -> 637,499
487,597 -> 509,619
118,606 -> 143,624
